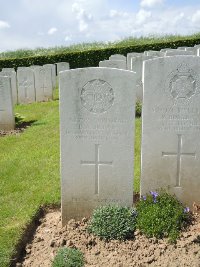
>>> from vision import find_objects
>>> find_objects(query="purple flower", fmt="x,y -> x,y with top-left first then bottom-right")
150,191 -> 159,198
142,195 -> 147,201
184,207 -> 190,213
150,191 -> 159,203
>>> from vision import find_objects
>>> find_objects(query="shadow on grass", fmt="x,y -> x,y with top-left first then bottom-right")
0,120 -> 37,137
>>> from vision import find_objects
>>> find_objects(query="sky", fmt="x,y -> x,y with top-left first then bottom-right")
0,0 -> 200,52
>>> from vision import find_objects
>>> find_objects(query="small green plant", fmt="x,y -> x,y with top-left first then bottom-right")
52,247 -> 84,267
88,205 -> 137,240
15,112 -> 25,126
136,190 -> 191,242
135,101 -> 142,117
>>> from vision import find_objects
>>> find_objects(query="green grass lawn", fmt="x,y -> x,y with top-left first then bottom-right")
0,98 -> 141,266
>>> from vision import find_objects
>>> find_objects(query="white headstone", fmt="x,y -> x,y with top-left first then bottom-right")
131,55 -> 154,101
17,67 -> 35,104
0,76 -> 15,130
145,51 -> 165,57
56,62 -> 70,75
141,56 -> 200,208
99,60 -> 127,69
1,68 -> 17,105
45,64 -> 56,89
165,50 -> 195,56
160,48 -> 171,52
60,67 -> 136,224
177,47 -> 187,51
127,52 -> 142,70
33,65 -> 53,102
109,54 -> 126,61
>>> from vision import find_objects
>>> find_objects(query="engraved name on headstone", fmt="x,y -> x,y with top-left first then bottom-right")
141,56 -> 200,208
60,68 -> 136,224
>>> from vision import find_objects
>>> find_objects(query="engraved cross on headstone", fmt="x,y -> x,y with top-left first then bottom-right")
81,144 -> 113,194
162,134 -> 196,187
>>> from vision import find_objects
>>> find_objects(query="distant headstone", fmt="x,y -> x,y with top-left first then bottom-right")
60,67 -> 136,224
185,47 -> 196,53
56,62 -> 70,75
99,60 -> 127,69
45,64 -> 56,89
109,54 -> 126,61
144,51 -> 165,57
177,47 -> 187,51
127,52 -> 142,70
165,50 -> 195,56
33,65 -> 53,102
160,48 -> 171,52
17,67 -> 35,104
141,56 -> 200,208
0,76 -> 15,130
131,55 -> 154,101
1,68 -> 17,105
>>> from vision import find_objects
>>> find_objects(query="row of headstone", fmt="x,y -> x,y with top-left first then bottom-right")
99,54 -> 127,69
60,52 -> 200,225
0,62 -> 70,106
0,61 -> 70,130
100,44 -> 200,102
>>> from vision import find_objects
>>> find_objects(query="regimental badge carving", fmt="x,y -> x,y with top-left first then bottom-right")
80,79 -> 114,113
166,63 -> 200,101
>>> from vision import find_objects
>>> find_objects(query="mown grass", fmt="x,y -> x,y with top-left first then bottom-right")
0,100 -> 60,267
1,32 -> 200,59
0,97 -> 141,266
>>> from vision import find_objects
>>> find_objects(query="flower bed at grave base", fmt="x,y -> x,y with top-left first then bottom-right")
15,191 -> 200,267
0,36 -> 200,70
19,207 -> 200,267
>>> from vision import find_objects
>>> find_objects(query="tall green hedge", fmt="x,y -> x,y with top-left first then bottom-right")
0,37 -> 200,70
